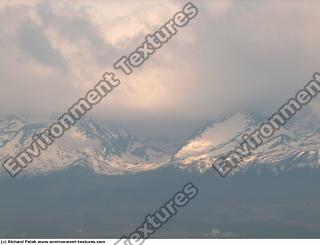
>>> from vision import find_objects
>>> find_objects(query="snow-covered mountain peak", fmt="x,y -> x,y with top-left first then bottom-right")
172,112 -> 262,162
172,111 -> 320,174
0,116 -> 170,176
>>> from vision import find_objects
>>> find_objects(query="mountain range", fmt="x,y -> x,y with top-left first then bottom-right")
1,110 -> 320,238
0,109 -> 319,177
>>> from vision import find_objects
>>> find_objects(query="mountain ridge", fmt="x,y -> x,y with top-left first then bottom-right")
0,111 -> 319,176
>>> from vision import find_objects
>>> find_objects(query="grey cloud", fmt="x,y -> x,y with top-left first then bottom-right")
36,1 -> 116,66
16,20 -> 67,69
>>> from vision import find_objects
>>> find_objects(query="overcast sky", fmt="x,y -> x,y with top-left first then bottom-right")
1,0 -> 320,138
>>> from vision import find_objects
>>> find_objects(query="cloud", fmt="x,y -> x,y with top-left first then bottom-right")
206,0 -> 233,16
36,1 -> 117,66
1,0 -> 320,129
16,19 -> 67,69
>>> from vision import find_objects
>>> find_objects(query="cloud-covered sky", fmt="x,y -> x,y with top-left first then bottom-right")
1,0 -> 320,136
